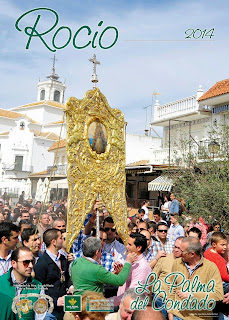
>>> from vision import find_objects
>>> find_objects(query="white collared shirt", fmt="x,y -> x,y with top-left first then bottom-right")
0,251 -> 12,276
103,239 -> 126,264
46,249 -> 61,268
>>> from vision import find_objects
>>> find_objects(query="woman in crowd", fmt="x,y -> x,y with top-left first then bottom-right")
205,221 -> 222,250
183,220 -> 191,237
141,200 -> 150,221
161,194 -> 171,224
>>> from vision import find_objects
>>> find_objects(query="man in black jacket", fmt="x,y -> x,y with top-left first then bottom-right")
34,228 -> 72,320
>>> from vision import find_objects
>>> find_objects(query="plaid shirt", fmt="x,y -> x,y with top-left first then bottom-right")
143,244 -> 156,262
151,236 -> 174,258
100,251 -> 114,272
70,214 -> 92,255
71,233 -> 89,256
73,249 -> 114,272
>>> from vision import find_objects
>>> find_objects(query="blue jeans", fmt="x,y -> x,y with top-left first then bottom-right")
223,282 -> 229,294
219,313 -> 229,320
45,313 -> 57,320
154,296 -> 168,319
173,316 -> 183,320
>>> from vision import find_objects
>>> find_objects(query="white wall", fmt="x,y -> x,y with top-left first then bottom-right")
15,107 -> 45,125
0,117 -> 17,132
43,106 -> 64,125
14,105 -> 64,125
31,138 -> 55,173
0,118 -> 34,178
43,123 -> 66,138
125,134 -> 162,164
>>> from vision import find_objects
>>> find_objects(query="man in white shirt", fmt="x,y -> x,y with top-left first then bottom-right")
103,216 -> 126,264
103,216 -> 127,298
167,213 -> 184,244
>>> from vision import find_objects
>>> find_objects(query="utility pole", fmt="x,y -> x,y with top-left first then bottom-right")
150,91 -> 160,136
143,105 -> 151,136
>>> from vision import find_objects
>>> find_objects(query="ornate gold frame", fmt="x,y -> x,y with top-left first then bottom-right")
65,88 -> 128,251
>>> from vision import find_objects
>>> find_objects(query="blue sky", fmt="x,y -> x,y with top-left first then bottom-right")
1,0 -> 229,134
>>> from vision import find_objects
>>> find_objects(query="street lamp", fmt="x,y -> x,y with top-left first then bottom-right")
208,140 -> 220,160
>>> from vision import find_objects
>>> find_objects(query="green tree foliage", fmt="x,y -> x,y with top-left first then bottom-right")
173,123 -> 229,231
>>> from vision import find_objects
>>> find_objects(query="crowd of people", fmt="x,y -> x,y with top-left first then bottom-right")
0,192 -> 228,320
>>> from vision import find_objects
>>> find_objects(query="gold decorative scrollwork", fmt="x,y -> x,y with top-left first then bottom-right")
65,88 -> 128,251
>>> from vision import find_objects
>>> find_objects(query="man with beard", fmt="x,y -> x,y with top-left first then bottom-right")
0,246 -> 45,320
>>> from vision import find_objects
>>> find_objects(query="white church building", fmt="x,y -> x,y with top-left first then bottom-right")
0,60 -> 158,199
0,62 -> 67,197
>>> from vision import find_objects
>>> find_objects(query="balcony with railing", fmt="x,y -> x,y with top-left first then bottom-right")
2,163 -> 33,172
150,148 -> 183,166
152,86 -> 211,126
47,164 -> 67,176
151,149 -> 169,164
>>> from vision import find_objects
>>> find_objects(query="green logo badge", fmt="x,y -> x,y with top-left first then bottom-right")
64,296 -> 82,312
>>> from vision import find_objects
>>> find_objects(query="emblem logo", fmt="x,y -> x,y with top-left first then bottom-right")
64,295 -> 82,312
33,298 -> 48,314
12,293 -> 54,318
16,298 -> 33,314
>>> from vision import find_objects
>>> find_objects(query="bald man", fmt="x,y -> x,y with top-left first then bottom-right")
131,307 -> 164,320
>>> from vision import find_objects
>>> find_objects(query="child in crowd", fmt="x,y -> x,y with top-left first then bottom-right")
204,231 -> 229,293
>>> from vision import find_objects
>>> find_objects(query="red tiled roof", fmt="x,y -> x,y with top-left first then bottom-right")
14,100 -> 65,110
0,109 -> 37,123
126,160 -> 150,166
31,130 -> 60,141
198,79 -> 229,101
0,131 -> 9,136
48,139 -> 66,151
29,170 -> 48,176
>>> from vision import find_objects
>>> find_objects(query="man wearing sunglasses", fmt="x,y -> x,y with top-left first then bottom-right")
103,216 -> 126,264
103,217 -> 127,298
0,246 -> 46,320
137,221 -> 148,233
150,222 -> 174,266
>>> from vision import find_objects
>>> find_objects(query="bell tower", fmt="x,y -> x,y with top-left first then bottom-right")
37,55 -> 66,103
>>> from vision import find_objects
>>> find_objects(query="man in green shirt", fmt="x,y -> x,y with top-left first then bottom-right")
71,237 -> 137,295
0,246 -> 45,320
